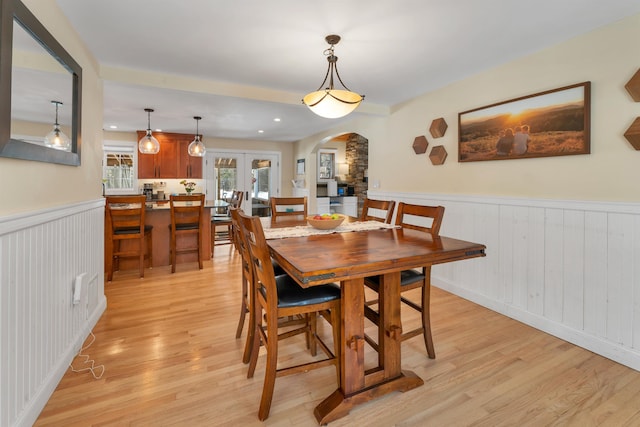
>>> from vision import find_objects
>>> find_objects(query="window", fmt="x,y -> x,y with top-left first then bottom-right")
103,142 -> 137,195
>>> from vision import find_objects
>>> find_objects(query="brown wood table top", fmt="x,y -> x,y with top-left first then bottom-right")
267,226 -> 486,424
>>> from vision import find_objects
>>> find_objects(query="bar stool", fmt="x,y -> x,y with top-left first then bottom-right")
169,194 -> 205,273
211,190 -> 243,255
105,195 -> 152,281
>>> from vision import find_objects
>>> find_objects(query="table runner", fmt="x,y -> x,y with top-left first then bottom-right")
261,219 -> 397,240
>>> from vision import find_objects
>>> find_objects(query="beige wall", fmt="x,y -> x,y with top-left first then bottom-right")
1,0 -> 103,216
297,13 -> 640,203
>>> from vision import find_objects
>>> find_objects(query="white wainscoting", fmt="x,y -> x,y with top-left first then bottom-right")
368,190 -> 640,371
0,199 -> 106,427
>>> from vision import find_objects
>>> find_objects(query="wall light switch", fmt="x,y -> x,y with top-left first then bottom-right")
73,273 -> 87,305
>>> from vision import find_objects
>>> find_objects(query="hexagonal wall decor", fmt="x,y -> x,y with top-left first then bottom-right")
429,145 -> 448,165
429,117 -> 448,138
624,117 -> 640,150
413,135 -> 429,154
625,68 -> 640,102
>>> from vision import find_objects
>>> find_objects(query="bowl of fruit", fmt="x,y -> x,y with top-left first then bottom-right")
307,213 -> 346,230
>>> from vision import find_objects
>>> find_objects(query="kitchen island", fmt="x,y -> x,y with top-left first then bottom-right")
105,199 -> 214,276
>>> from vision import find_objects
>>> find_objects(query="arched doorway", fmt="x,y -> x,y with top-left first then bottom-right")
311,132 -> 368,216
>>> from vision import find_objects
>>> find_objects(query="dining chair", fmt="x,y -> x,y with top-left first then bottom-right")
105,195 -> 153,281
169,194 -> 205,273
236,209 -> 341,421
364,202 -> 445,359
229,207 -> 253,363
230,207 -> 302,364
361,198 -> 396,223
211,190 -> 243,255
269,196 -> 307,222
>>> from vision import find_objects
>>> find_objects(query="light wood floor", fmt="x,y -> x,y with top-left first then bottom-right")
36,245 -> 640,426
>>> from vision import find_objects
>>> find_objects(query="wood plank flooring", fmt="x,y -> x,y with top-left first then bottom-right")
35,245 -> 640,426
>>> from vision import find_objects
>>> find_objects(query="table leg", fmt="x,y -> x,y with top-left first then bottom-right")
314,273 -> 423,424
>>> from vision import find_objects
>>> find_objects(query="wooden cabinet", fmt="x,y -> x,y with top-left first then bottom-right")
178,138 -> 203,178
137,131 -> 202,179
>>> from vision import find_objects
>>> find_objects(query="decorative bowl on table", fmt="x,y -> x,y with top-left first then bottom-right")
307,213 -> 346,230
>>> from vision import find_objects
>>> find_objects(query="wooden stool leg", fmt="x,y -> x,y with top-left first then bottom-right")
197,228 -> 203,270
170,230 -> 176,274
138,235 -> 144,278
258,314 -> 278,421
422,266 -> 435,359
147,230 -> 153,268
236,273 -> 248,338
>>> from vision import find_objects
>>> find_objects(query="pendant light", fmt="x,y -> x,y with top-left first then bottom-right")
138,108 -> 160,154
44,100 -> 71,151
188,116 -> 206,157
302,35 -> 364,119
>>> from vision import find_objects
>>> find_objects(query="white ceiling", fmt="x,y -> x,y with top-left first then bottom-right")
50,0 -> 640,142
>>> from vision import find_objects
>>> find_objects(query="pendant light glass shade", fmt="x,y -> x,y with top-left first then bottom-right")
44,101 -> 71,151
188,116 -> 206,157
138,108 -> 160,154
302,35 -> 364,119
303,89 -> 363,119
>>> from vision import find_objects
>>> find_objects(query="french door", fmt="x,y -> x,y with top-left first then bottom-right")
204,150 -> 280,217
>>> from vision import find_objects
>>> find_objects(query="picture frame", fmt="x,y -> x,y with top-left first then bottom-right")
296,158 -> 305,175
317,149 -> 336,182
458,82 -> 591,162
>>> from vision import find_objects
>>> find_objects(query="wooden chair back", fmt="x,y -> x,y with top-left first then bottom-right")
169,194 -> 205,272
170,194 -> 205,229
395,202 -> 445,238
237,210 -> 278,313
230,190 -> 244,210
361,198 -> 396,223
230,207 -> 255,363
105,195 -> 151,280
106,195 -> 146,237
269,196 -> 307,222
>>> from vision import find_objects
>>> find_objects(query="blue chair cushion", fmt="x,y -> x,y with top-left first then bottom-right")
260,274 -> 340,308
366,269 -> 424,287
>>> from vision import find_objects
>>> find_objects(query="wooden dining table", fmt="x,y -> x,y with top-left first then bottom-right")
266,221 -> 486,424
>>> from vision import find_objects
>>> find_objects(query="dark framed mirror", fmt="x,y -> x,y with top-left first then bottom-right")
0,0 -> 82,166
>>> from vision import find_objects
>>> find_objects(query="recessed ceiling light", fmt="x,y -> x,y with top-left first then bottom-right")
155,128 -> 162,132
273,118 -> 281,122
258,130 -> 264,134
109,125 -> 118,129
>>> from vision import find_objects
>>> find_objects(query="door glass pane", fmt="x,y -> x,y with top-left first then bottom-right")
251,159 -> 271,216
215,157 -> 237,201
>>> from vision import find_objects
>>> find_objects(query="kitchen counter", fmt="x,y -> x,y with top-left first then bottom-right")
145,199 -> 224,210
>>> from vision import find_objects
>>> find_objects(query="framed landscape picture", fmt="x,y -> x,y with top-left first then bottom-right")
458,82 -> 591,162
